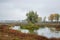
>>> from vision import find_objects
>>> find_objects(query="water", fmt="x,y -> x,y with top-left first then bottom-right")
37,27 -> 60,38
11,26 -> 60,38
11,26 -> 29,33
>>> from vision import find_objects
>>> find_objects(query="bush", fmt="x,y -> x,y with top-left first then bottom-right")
20,22 -> 40,34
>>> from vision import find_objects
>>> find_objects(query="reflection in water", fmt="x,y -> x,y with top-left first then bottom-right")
10,26 -> 20,30
20,29 -> 29,33
11,26 -> 29,33
37,27 -> 60,38
11,26 -> 60,38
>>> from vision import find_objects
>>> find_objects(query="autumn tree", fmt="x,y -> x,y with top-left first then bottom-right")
48,14 -> 54,22
53,13 -> 60,22
48,13 -> 60,22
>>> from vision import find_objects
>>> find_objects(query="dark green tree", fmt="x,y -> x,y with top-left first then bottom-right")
20,11 -> 40,34
26,11 -> 38,23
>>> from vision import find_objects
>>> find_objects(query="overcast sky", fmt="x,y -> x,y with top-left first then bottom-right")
0,0 -> 60,20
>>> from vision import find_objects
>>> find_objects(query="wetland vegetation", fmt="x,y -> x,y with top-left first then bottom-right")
0,11 -> 60,40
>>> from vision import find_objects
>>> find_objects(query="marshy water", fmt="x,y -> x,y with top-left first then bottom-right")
11,26 -> 60,38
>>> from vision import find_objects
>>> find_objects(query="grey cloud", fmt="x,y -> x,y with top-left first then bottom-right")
0,0 -> 60,20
